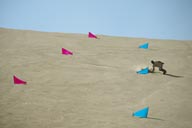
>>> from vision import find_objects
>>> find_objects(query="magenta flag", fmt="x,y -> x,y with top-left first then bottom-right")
88,32 -> 97,39
13,75 -> 27,85
62,48 -> 73,55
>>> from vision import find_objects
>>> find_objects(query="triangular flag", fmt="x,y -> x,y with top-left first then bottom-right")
139,42 -> 148,49
133,107 -> 149,118
88,32 -> 97,39
137,67 -> 149,74
62,48 -> 73,55
13,75 -> 27,85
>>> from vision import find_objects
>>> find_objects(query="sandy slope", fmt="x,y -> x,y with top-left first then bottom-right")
0,28 -> 192,128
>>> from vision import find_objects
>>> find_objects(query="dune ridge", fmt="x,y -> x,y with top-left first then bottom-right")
0,28 -> 192,128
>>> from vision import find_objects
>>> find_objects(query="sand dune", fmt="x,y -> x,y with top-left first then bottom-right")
0,28 -> 192,128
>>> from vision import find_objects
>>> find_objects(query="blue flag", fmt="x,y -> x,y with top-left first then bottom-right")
139,43 -> 148,49
133,107 -> 149,118
137,67 -> 149,74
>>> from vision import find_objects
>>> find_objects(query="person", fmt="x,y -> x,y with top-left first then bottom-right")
151,60 -> 167,74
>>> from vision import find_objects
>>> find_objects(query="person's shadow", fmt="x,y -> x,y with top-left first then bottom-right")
164,73 -> 184,78
149,70 -> 184,78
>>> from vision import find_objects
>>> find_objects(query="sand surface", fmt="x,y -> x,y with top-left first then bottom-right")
0,28 -> 192,128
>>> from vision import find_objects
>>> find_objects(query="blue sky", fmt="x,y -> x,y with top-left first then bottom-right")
0,0 -> 192,40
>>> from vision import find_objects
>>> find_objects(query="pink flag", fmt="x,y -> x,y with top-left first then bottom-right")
88,32 -> 98,39
62,48 -> 73,55
13,75 -> 27,85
